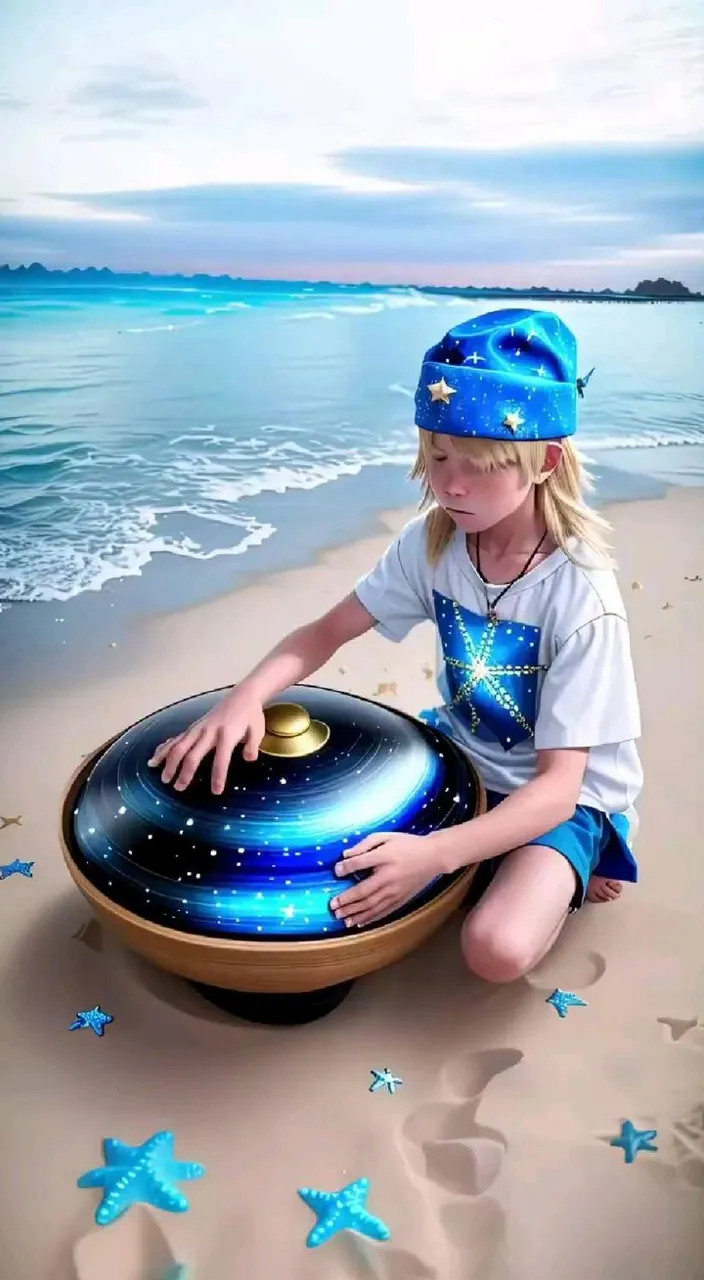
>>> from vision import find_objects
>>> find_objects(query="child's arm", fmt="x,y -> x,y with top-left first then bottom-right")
242,592 -> 376,704
428,747 -> 589,873
153,592 -> 376,791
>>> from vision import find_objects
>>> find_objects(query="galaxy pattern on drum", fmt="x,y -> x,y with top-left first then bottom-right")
69,685 -> 478,941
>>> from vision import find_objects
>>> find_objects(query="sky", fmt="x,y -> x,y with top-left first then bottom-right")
0,0 -> 703,288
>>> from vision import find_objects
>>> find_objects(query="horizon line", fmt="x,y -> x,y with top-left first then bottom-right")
0,261 -> 701,299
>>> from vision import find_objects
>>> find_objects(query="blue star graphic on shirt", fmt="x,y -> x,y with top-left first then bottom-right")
433,591 -> 544,750
77,1130 -> 205,1226
609,1120 -> 658,1164
546,988 -> 588,1018
69,1005 -> 114,1037
298,1177 -> 391,1248
0,858 -> 34,880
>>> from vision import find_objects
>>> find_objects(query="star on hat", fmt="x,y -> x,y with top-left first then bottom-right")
503,411 -> 525,433
427,378 -> 456,404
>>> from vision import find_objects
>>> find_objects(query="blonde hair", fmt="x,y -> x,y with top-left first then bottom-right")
409,432 -> 614,567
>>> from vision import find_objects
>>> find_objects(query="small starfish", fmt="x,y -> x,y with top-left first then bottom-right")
0,815 -> 22,830
0,857 -> 34,880
546,988 -> 588,1018
369,1067 -> 403,1095
298,1177 -> 391,1249
69,1005 -> 114,1037
77,1130 -> 205,1226
609,1120 -> 658,1163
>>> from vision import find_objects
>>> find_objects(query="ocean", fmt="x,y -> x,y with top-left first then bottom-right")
1,279 -> 703,689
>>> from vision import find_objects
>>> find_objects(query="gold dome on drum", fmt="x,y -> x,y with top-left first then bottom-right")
258,701 -> 330,758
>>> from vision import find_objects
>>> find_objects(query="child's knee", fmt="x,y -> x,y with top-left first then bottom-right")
460,915 -> 534,984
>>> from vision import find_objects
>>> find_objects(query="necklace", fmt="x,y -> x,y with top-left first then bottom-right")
474,530 -> 548,623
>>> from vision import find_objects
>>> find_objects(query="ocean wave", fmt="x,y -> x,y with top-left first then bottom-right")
122,320 -> 204,333
0,506 -> 276,604
204,301 -> 252,314
381,289 -> 437,309
585,430 -> 704,449
388,382 -> 414,399
202,452 -> 414,504
0,429 -> 416,603
0,382 -> 108,397
283,310 -> 337,322
284,289 -> 436,321
330,302 -> 385,315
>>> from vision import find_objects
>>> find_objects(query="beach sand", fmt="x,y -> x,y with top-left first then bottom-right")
1,488 -> 703,1280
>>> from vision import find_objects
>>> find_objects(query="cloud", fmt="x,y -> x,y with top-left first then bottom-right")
0,91 -> 28,110
334,143 -> 704,227
36,141 -> 704,249
2,143 -> 702,286
62,128 -> 143,143
67,65 -> 206,123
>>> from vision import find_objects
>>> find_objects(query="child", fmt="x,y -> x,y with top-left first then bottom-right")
149,308 -> 642,985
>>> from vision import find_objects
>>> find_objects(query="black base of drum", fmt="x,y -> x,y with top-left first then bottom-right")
191,978 -> 356,1025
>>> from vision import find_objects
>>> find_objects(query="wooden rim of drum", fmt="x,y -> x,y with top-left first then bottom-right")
59,724 -> 486,993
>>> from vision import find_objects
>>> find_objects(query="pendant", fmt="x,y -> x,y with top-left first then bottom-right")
487,606 -> 498,624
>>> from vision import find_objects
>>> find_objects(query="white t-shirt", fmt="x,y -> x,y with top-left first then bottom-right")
354,513 -> 643,816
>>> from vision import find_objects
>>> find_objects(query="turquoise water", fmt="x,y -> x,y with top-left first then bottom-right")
0,280 -> 703,685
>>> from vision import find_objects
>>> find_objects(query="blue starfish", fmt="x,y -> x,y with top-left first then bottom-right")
546,988 -> 588,1018
0,858 -> 34,880
369,1067 -> 403,1095
609,1120 -> 658,1164
298,1177 -> 391,1249
69,1006 -> 114,1037
77,1130 -> 205,1226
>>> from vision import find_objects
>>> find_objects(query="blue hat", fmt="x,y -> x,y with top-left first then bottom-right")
414,308 -> 581,441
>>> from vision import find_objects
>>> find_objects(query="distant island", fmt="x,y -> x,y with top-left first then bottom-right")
422,276 -> 703,302
0,262 -> 701,301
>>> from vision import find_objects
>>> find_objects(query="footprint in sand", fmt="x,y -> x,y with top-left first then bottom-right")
671,1101 -> 704,1190
401,1049 -> 522,1197
657,1016 -> 700,1043
72,918 -> 104,953
342,1236 -> 438,1280
440,1199 -> 509,1278
523,948 -> 607,997
73,1204 -> 180,1280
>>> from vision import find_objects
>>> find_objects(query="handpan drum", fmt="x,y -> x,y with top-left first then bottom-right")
60,684 -> 485,1025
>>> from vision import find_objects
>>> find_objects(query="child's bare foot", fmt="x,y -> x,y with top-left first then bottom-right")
586,875 -> 622,904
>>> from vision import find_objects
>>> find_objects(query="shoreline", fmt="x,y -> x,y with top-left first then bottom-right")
4,484 -> 700,724
0,457 -> 672,705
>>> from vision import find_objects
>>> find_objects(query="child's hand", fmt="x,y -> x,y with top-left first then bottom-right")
148,687 -> 265,794
329,832 -> 444,929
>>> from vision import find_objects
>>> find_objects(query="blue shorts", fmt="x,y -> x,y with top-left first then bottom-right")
470,790 -> 639,912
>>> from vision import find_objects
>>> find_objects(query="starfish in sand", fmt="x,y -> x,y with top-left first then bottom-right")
298,1177 -> 391,1249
